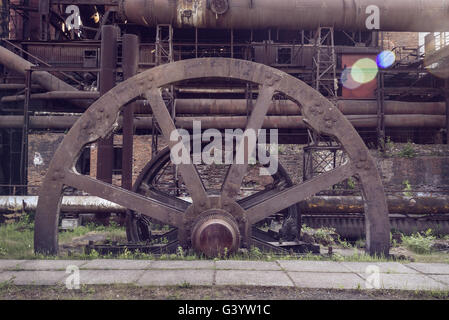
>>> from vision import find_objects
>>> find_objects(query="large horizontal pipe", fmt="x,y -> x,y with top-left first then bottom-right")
0,91 -> 100,103
0,114 -> 446,130
0,84 -> 41,90
172,99 -> 446,116
300,196 -> 449,215
121,0 -> 449,32
0,196 -> 124,214
0,115 -> 153,130
0,195 -> 448,214
0,46 -> 89,108
176,115 -> 447,129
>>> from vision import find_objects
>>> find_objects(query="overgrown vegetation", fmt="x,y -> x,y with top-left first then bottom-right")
398,141 -> 417,158
380,137 -> 417,158
1,215 -> 449,263
401,229 -> 436,255
402,180 -> 413,197
0,213 -> 125,259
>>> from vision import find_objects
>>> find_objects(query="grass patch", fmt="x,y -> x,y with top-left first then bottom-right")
401,229 -> 435,255
0,215 -> 126,260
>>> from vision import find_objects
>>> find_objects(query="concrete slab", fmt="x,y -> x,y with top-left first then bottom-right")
149,260 -> 214,270
0,260 -> 26,270
288,272 -> 364,289
406,263 -> 449,275
215,260 -> 281,271
356,273 -> 448,290
138,270 -> 214,286
277,260 -> 351,273
429,275 -> 449,286
81,259 -> 152,270
0,271 -> 66,286
215,270 -> 294,287
341,262 -> 418,275
79,270 -> 144,285
20,260 -> 88,270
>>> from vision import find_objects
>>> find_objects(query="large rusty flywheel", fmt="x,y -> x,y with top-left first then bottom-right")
34,58 -> 391,257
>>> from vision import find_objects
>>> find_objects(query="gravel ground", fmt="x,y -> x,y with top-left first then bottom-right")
0,285 -> 448,300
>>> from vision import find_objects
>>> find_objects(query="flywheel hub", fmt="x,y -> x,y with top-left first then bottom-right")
191,211 -> 240,257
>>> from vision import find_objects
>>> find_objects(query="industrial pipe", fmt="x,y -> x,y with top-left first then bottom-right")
176,115 -> 447,129
171,99 -> 446,116
120,0 -> 449,32
0,91 -> 100,103
0,46 -> 89,108
0,195 -> 448,214
0,114 -> 446,130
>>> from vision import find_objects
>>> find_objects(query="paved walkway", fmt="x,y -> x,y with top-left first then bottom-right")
1,259 -> 449,291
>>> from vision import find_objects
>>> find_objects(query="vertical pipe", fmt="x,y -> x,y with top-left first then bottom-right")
446,79 -> 449,144
121,34 -> 139,191
231,29 -> 234,58
20,69 -> 32,195
195,28 -> 198,58
96,25 -> 118,224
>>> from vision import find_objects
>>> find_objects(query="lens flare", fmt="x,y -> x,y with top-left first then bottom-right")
341,68 -> 361,90
376,50 -> 396,68
351,58 -> 378,84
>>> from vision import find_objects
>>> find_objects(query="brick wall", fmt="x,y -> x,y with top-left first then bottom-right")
27,133 -> 449,196
382,32 -> 419,50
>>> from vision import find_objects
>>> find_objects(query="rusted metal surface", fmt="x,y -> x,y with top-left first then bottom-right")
176,115 -> 447,129
122,34 -> 140,191
3,195 -> 449,214
221,84 -> 275,200
446,79 -> 449,144
96,25 -> 118,188
34,58 -> 390,256
303,216 -> 449,239
0,114 -> 446,130
0,91 -> 99,103
0,196 -> 125,213
173,99 -> 447,116
191,211 -> 240,257
121,0 -> 449,31
0,46 -> 89,108
125,143 -> 302,250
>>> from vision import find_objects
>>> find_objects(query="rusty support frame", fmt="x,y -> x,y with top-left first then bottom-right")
95,25 -> 118,225
96,25 -> 118,186
19,69 -> 32,195
122,34 -> 140,191
446,79 -> 449,144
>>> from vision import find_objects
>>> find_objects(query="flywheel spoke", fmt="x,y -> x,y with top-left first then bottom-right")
221,85 -> 275,200
245,163 -> 353,224
64,171 -> 183,227
145,88 -> 209,206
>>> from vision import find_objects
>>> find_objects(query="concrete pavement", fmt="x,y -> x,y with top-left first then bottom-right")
1,259 -> 449,291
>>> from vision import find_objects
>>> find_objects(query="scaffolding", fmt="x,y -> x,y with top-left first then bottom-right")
312,26 -> 337,100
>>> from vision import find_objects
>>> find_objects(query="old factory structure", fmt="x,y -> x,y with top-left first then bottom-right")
0,0 -> 448,257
